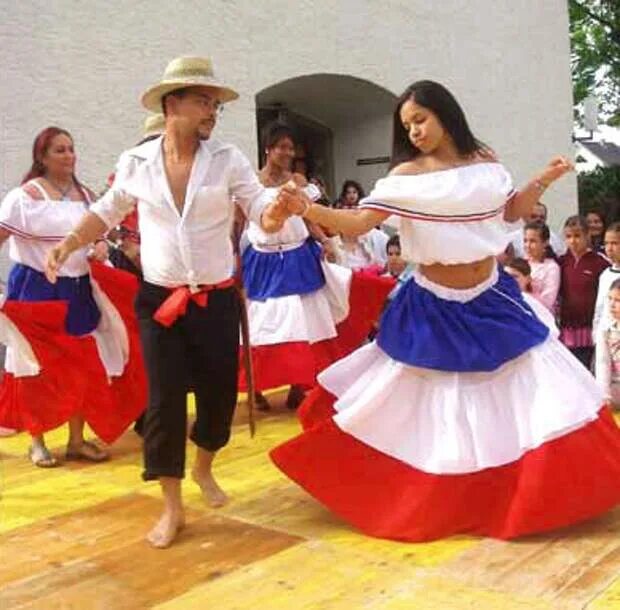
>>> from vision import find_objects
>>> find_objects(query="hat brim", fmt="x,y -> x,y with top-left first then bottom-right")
141,81 -> 239,113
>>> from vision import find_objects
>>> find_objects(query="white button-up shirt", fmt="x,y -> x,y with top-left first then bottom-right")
90,136 -> 272,288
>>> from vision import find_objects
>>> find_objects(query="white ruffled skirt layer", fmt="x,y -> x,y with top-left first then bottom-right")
321,338 -> 603,474
245,261 -> 352,346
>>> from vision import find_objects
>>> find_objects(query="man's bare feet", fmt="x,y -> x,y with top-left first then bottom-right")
146,509 -> 185,549
192,468 -> 229,507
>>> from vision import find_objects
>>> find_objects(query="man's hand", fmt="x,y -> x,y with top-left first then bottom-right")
277,181 -> 311,216
45,240 -> 74,284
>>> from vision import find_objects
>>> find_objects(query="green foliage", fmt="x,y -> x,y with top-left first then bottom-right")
569,0 -> 620,123
577,166 -> 620,220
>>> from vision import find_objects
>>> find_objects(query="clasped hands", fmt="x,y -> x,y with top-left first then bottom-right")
269,181 -> 312,222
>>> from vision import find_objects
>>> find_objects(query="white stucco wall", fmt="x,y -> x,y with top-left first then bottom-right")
1,0 -> 575,234
333,114 -> 393,197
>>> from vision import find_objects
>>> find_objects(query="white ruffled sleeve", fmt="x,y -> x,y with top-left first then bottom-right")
0,188 -> 28,236
0,187 -> 71,240
303,183 -> 321,202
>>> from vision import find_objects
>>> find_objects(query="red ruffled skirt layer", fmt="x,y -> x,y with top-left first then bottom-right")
271,386 -> 620,541
0,264 -> 147,443
239,271 -> 394,391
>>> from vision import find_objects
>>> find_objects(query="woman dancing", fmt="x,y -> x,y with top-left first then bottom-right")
271,81 -> 620,541
0,127 -> 147,467
239,122 -> 394,410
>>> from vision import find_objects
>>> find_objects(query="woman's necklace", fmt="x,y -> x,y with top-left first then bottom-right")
45,177 -> 74,201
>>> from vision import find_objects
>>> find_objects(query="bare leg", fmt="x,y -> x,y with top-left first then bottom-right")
29,434 -> 58,467
66,416 -> 108,461
192,448 -> 228,507
146,477 -> 185,548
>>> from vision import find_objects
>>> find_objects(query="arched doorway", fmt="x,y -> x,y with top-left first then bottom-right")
256,74 -> 397,202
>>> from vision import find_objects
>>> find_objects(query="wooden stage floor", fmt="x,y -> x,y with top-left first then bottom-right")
1,390 -> 619,610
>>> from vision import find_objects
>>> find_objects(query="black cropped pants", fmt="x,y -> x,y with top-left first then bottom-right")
136,281 -> 240,481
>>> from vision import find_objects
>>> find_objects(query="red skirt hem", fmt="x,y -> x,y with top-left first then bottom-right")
239,271 -> 394,391
0,264 -> 146,443
271,387 -> 620,541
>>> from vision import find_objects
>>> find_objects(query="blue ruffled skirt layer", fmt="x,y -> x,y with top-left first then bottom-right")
377,267 -> 550,372
7,263 -> 100,336
242,238 -> 325,301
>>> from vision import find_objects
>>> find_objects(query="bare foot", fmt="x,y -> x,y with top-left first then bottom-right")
146,510 -> 185,549
192,469 -> 229,508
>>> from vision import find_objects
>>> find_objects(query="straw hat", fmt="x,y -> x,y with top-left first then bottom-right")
141,56 -> 239,113
143,113 -> 165,137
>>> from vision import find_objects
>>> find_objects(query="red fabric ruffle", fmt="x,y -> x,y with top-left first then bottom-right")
271,386 -> 620,541
239,271 -> 394,391
0,264 -> 146,442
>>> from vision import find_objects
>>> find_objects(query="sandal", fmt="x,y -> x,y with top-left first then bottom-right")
65,440 -> 109,462
28,445 -> 59,468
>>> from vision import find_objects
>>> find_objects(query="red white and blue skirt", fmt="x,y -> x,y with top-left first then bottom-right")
271,266 -> 620,540
239,238 -> 394,391
0,262 -> 147,443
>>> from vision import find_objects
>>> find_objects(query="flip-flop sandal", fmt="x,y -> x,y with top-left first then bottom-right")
65,440 -> 109,462
28,445 -> 59,468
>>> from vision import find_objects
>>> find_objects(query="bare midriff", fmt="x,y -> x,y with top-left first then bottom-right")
419,256 -> 496,289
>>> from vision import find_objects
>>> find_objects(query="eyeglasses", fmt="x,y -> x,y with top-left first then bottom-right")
190,93 -> 224,115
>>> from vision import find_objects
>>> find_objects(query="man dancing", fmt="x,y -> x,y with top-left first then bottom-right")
46,56 -> 295,548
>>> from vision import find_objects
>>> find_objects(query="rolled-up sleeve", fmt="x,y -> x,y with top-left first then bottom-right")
90,153 -> 137,229
229,147 -> 273,225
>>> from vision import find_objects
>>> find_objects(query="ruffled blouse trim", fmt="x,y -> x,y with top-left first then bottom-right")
359,162 -> 515,221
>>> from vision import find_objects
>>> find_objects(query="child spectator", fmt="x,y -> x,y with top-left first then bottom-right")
558,215 -> 609,368
586,210 -> 606,253
595,278 -> 620,412
384,235 -> 407,278
593,222 -> 620,338
523,221 -> 560,313
504,258 -> 558,335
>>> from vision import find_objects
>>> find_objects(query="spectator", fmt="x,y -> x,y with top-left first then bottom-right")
595,277 -> 620,412
558,215 -> 609,368
593,222 -> 620,338
384,235 -> 408,278
504,257 -> 558,335
586,210 -> 606,253
523,221 -> 560,312
337,180 -> 364,209
511,201 -> 566,257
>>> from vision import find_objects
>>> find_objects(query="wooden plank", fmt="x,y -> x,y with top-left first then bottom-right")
0,493 -> 302,609
587,576 -> 620,609
442,508 -> 620,607
152,542 -> 554,610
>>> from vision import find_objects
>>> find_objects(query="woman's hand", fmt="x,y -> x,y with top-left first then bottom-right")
538,156 -> 573,187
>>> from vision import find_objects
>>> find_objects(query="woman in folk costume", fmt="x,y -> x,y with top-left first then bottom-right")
239,122 -> 394,410
0,127 -> 147,467
272,81 -> 620,541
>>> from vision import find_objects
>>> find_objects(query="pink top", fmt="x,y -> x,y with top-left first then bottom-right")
528,258 -> 560,312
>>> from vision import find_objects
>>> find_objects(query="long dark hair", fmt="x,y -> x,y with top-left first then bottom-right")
338,180 -> 365,206
391,80 -> 486,168
262,121 -> 296,151
21,126 -> 90,203
22,126 -> 73,184
524,221 -> 557,261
